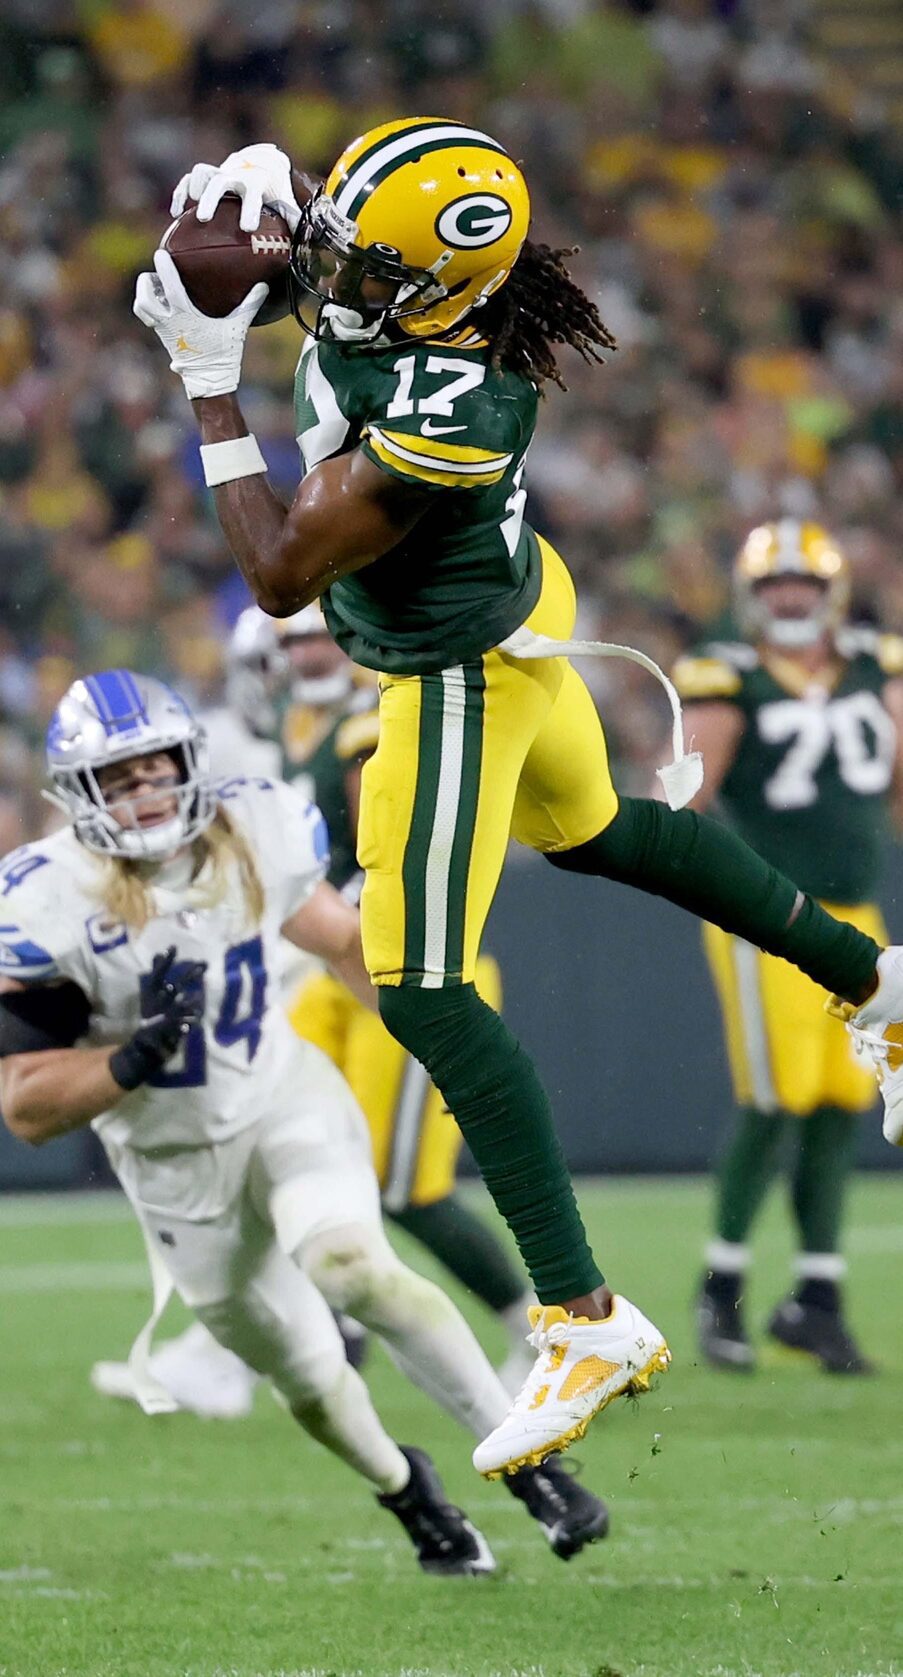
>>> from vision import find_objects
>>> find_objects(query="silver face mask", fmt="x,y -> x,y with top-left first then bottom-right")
226,605 -> 353,731
287,664 -> 354,707
226,607 -> 282,738
45,670 -> 215,860
739,585 -> 835,650
761,615 -> 827,649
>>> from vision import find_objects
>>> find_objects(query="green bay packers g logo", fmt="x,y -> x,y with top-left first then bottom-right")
435,194 -> 513,250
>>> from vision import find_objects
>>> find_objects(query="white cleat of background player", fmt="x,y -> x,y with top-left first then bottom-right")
91,1322 -> 257,1420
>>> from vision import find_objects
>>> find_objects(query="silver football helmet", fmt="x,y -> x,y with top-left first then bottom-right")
227,605 -> 352,736
46,669 -> 215,859
226,607 -> 283,738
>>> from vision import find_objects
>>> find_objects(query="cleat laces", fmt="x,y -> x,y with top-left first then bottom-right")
846,1022 -> 892,1068
526,1313 -> 577,1355
505,1314 -> 579,1415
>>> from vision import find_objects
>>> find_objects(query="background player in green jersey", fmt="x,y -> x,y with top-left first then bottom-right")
674,522 -> 903,1373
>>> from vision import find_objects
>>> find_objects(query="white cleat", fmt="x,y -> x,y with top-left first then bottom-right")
90,1323 -> 258,1420
496,1341 -> 537,1398
828,947 -> 903,1146
472,1294 -> 671,1478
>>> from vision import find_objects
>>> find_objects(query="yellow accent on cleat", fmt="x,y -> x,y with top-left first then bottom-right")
559,1355 -> 621,1402
477,1341 -> 672,1479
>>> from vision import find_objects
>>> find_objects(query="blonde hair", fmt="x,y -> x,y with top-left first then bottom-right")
93,806 -> 264,933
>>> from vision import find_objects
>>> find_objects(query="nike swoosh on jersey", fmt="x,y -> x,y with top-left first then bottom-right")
419,419 -> 468,437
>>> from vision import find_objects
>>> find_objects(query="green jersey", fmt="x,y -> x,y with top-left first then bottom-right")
276,697 -> 379,892
673,629 -> 903,903
293,336 -> 541,675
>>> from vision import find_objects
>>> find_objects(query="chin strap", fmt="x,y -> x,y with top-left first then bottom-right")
497,626 -> 705,811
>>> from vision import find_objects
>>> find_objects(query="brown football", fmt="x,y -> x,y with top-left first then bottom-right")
162,195 -> 294,327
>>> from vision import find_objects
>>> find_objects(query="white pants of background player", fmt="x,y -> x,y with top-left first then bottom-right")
101,1049 -> 508,1490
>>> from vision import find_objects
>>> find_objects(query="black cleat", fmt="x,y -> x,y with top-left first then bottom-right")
767,1295 -> 874,1375
377,1447 -> 496,1575
697,1271 -> 756,1371
504,1454 -> 609,1560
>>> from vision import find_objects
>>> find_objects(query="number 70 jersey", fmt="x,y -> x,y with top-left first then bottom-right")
0,779 -> 330,1150
294,335 -> 541,676
673,630 -> 903,904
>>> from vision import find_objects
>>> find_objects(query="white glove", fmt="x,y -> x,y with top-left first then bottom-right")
170,143 -> 303,233
169,160 -> 218,215
133,249 -> 268,400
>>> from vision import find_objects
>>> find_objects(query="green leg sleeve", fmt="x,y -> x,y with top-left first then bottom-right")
549,797 -> 880,1001
716,1106 -> 786,1244
791,1104 -> 858,1254
378,984 -> 603,1304
389,1192 -> 528,1314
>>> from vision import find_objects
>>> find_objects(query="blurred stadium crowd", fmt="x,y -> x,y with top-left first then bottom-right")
0,0 -> 900,846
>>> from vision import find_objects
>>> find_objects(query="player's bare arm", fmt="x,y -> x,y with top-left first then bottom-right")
0,979 -> 123,1143
193,395 -> 429,615
281,881 -> 374,1008
343,760 -> 365,837
0,941 -> 203,1141
679,702 -> 746,813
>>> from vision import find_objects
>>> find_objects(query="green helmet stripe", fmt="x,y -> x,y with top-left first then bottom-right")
333,123 -> 506,222
346,139 -> 505,223
330,118 -> 437,205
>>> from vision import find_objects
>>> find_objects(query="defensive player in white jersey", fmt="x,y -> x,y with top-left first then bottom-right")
0,668 -> 608,1568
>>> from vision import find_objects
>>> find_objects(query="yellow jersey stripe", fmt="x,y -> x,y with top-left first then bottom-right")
367,424 -> 512,474
365,431 -> 509,488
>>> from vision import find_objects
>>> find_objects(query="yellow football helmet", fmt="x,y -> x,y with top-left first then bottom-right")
289,117 -> 530,344
734,520 -> 850,648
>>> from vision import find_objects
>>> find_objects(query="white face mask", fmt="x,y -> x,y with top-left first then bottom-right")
108,812 -> 189,860
762,616 -> 826,649
290,670 -> 353,707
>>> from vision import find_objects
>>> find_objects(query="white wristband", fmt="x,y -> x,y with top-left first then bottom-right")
200,434 -> 267,488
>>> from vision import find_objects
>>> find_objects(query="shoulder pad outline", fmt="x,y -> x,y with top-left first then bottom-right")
335,711 -> 380,763
878,633 -> 903,678
672,654 -> 743,700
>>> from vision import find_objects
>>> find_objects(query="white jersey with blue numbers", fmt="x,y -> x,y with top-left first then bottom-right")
0,779 -> 330,1151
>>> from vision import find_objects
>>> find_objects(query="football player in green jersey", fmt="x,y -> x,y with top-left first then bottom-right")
137,126 -> 903,1477
673,522 -> 903,1374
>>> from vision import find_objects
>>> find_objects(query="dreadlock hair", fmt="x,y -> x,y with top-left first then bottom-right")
482,240 -> 617,392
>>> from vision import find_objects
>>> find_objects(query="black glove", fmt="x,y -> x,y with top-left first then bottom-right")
109,946 -> 207,1092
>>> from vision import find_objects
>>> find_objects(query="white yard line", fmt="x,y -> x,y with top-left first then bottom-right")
0,1191 -> 134,1227
0,1259 -> 148,1293
0,1178 -> 698,1226
847,1226 -> 903,1253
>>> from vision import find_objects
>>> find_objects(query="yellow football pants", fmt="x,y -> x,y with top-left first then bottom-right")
703,901 -> 886,1115
289,955 -> 503,1208
357,538 -> 619,986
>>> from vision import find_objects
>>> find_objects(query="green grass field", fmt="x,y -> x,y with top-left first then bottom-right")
2,1177 -> 902,1677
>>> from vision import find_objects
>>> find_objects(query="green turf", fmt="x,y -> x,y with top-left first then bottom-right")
1,1177 -> 902,1677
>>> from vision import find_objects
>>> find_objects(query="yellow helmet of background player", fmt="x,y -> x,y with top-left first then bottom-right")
733,520 -> 851,649
289,117 -> 530,344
